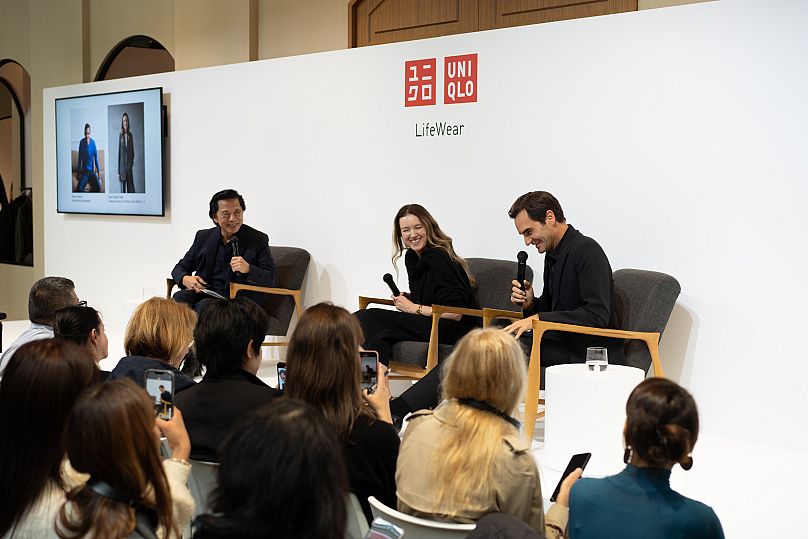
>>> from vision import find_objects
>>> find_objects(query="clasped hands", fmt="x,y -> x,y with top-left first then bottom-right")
182,257 -> 251,293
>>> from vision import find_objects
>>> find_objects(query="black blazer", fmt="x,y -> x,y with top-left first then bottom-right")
173,369 -> 281,461
525,225 -> 625,365
171,224 -> 278,291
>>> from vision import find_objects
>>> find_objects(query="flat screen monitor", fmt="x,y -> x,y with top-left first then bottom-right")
55,87 -> 164,216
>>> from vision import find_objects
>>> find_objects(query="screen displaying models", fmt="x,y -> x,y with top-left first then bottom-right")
55,87 -> 165,216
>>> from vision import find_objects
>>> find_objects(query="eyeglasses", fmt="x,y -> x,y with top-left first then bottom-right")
76,300 -> 88,307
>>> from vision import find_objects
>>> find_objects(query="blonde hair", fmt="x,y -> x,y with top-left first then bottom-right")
391,204 -> 474,285
124,297 -> 196,366
433,329 -> 527,510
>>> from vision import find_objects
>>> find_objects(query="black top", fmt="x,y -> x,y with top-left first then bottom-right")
174,369 -> 281,462
344,413 -> 400,523
405,247 -> 477,309
108,356 -> 196,392
524,225 -> 625,364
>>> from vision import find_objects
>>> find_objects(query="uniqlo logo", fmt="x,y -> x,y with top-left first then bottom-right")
404,58 -> 436,107
444,53 -> 477,104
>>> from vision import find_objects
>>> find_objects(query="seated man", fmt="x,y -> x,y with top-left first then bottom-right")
0,276 -> 80,377
504,190 -> 625,369
171,189 -> 278,315
174,297 -> 281,462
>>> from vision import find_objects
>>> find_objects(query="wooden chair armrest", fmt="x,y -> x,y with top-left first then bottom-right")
230,283 -> 304,316
482,307 -> 523,327
431,305 -> 484,318
531,319 -> 659,343
358,296 -> 395,310
166,278 -> 176,299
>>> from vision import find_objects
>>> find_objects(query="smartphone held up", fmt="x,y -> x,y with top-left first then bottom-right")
145,369 -> 175,420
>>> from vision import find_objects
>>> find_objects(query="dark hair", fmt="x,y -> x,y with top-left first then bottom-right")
195,298 -> 268,378
84,123 -> 90,132
197,400 -> 347,539
54,305 -> 102,347
625,378 -> 699,468
0,340 -> 97,536
208,189 -> 246,221
121,112 -> 130,134
285,303 -> 368,440
28,276 -> 76,324
57,379 -> 176,539
507,191 -> 566,223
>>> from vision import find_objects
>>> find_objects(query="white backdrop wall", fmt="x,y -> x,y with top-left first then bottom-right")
43,0 -> 808,455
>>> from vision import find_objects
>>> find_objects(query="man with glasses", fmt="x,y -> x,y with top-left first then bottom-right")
0,276 -> 81,376
171,189 -> 278,315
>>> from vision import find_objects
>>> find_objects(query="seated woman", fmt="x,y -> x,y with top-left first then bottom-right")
356,204 -> 479,415
174,298 -> 281,462
109,298 -> 197,392
57,379 -> 194,539
396,329 -> 577,538
193,400 -> 348,539
54,305 -> 110,380
286,303 -> 398,522
568,378 -> 724,539
0,339 -> 97,538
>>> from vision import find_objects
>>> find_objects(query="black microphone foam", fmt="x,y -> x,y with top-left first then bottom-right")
517,251 -> 528,291
230,236 -> 240,257
383,273 -> 401,297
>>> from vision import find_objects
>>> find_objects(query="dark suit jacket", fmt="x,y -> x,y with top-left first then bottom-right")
174,369 -> 281,461
171,224 -> 278,293
525,225 -> 625,365
108,355 -> 196,392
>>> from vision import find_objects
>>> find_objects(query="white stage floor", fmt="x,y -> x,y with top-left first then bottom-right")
3,319 -> 805,537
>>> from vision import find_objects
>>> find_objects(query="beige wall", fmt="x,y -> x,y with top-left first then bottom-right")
258,0 -> 349,59
639,0 -> 713,9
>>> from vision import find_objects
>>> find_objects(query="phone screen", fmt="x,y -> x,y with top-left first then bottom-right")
550,452 -> 591,502
277,362 -> 286,392
359,351 -> 378,392
145,369 -> 175,420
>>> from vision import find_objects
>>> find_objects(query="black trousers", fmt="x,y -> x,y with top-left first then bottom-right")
354,308 -> 475,367
172,289 -> 220,315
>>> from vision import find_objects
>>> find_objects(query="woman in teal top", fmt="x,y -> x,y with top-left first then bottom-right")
568,378 -> 724,539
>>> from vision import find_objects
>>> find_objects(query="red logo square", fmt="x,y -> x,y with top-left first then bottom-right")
404,58 -> 437,107
444,53 -> 477,104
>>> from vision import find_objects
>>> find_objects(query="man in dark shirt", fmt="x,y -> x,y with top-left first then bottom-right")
171,189 -> 278,314
503,191 -> 625,368
174,298 -> 281,462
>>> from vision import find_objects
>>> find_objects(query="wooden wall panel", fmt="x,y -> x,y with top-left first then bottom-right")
479,0 -> 638,30
350,0 -> 638,47
351,0 -> 478,47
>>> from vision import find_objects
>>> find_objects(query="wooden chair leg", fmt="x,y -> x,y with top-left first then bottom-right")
524,328 -> 545,441
646,337 -> 665,378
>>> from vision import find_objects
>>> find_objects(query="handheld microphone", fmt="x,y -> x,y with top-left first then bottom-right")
383,273 -> 401,297
230,236 -> 241,275
516,251 -> 528,291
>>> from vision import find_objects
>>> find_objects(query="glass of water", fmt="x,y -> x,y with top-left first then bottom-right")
586,347 -> 608,371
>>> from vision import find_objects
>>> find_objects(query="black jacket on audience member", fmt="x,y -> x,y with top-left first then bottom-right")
108,356 -> 196,392
174,369 -> 281,462
344,414 -> 400,523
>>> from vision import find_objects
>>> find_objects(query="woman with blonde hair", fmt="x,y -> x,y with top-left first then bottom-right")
396,328 -> 578,538
57,379 -> 194,538
109,297 -> 197,392
356,203 -> 479,417
286,302 -> 398,523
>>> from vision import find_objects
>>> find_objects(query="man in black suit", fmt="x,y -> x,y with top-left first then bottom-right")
171,189 -> 278,314
174,298 -> 281,462
503,191 -> 625,367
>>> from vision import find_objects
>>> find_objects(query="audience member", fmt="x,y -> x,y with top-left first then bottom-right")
355,204 -> 479,418
56,379 -> 194,539
568,378 -> 724,539
193,399 -> 347,539
0,339 -> 96,538
396,329 -> 577,537
286,302 -> 398,522
54,305 -> 110,380
0,276 -> 80,376
174,298 -> 281,462
109,298 -> 197,392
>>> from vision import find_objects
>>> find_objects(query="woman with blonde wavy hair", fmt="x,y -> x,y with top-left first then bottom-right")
396,328 -> 579,538
109,297 -> 197,392
356,204 -> 479,418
